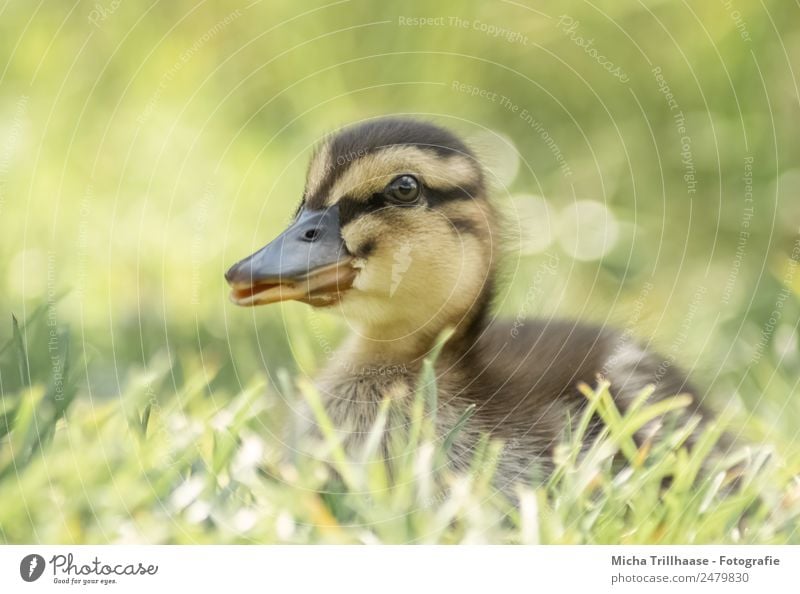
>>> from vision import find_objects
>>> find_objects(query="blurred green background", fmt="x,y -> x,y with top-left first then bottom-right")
1,0 -> 799,542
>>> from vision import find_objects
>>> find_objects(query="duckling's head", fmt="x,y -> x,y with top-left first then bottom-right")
226,117 -> 496,346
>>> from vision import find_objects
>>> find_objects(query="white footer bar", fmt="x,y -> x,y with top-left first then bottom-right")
1,545 -> 795,593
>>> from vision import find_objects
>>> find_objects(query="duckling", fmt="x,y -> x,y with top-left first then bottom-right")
225,117 -> 707,491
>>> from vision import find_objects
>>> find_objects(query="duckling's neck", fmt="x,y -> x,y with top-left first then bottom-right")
340,330 -> 439,371
342,282 -> 494,370
315,285 -> 494,448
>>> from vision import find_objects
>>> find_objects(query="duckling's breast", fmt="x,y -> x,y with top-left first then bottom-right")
309,318 -> 705,492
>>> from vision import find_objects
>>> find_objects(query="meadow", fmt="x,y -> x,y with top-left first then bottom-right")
0,0 -> 798,543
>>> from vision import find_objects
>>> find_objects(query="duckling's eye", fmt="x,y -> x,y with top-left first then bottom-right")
386,175 -> 420,204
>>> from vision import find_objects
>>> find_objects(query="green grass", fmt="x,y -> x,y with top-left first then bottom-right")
2,310 -> 798,544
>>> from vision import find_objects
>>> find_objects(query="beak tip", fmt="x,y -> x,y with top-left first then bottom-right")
224,264 -> 239,285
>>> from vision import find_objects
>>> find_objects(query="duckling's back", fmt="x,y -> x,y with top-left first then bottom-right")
435,318 -> 705,489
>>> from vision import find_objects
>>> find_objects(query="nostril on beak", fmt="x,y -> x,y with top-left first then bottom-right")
301,228 -> 321,242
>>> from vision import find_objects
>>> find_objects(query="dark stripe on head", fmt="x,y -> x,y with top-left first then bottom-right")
305,117 -> 478,210
330,117 -> 474,162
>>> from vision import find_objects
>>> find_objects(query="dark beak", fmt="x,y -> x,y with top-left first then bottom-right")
225,205 -> 355,307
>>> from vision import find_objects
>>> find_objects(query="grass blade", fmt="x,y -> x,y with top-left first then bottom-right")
11,315 -> 30,388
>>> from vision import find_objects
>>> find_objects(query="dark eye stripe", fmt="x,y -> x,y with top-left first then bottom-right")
306,145 -> 457,210
424,185 -> 478,208
336,183 -> 481,228
338,193 -> 388,227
